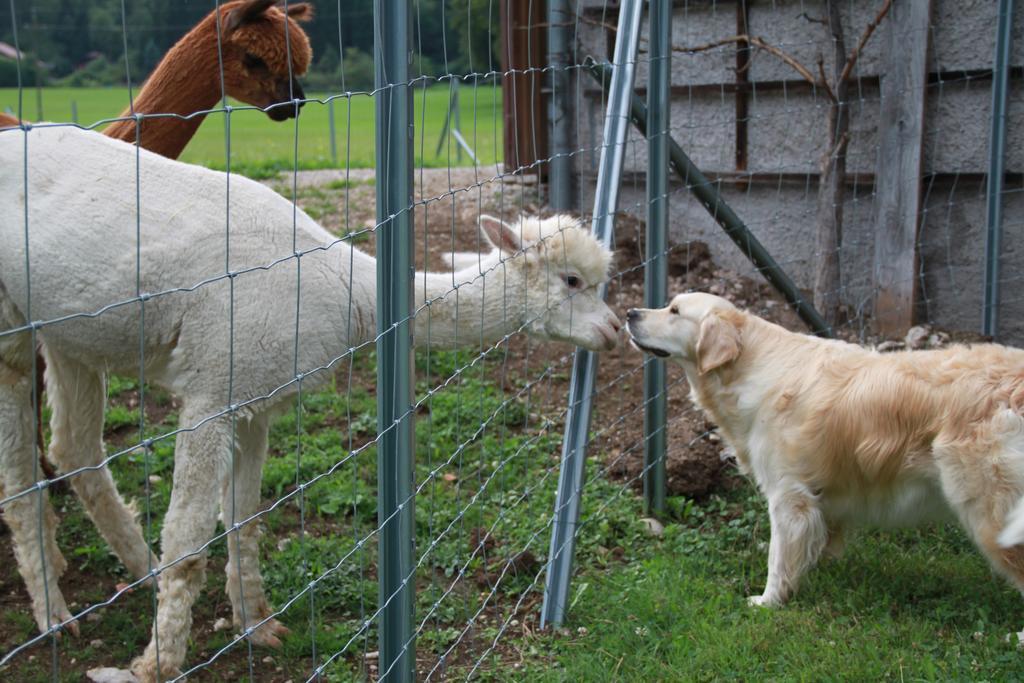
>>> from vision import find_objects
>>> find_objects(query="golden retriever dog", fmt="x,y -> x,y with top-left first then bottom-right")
626,292 -> 1024,612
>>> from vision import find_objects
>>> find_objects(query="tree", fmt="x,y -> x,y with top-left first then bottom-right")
673,0 -> 894,326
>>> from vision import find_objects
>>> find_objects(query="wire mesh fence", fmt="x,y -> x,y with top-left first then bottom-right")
0,0 -> 1020,680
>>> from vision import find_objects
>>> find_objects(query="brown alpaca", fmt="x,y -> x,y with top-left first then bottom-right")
1,1 -> 315,482
104,0 -> 314,159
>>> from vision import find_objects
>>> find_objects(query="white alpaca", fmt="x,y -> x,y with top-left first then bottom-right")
0,125 -> 620,680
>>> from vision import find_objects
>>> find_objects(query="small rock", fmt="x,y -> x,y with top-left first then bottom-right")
904,325 -> 930,349
365,650 -> 379,660
1017,631 -> 1024,649
876,340 -> 905,353
86,668 -> 138,683
277,537 -> 291,552
86,611 -> 102,623
928,331 -> 950,348
148,475 -> 162,484
707,432 -> 721,442
90,639 -> 104,649
577,626 -> 588,636
213,617 -> 232,632
262,655 -> 274,664
640,517 -> 664,537
443,473 -> 458,483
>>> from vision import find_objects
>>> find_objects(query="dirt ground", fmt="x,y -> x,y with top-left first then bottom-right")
285,165 -> 992,503
276,166 -> 815,501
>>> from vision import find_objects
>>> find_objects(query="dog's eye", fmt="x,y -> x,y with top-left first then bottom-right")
243,52 -> 268,71
563,274 -> 582,289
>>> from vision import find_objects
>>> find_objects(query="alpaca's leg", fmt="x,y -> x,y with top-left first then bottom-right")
130,403 -> 230,682
221,414 -> 289,648
0,373 -> 75,635
748,485 -> 827,607
43,348 -> 155,581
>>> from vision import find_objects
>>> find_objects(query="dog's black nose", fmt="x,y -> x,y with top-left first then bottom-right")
626,309 -> 639,321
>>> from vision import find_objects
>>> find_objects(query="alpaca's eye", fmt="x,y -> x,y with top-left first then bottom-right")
670,306 -> 679,314
563,274 -> 582,289
243,53 -> 267,71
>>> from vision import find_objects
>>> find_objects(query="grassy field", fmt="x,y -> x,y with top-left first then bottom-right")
518,491 -> 1024,681
0,343 -> 652,681
0,85 -> 503,175
6,356 -> 1024,680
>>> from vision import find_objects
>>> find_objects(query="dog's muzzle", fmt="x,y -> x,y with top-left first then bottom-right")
629,338 -> 671,358
625,312 -> 672,358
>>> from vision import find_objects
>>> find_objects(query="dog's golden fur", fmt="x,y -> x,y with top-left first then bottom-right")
627,292 -> 1024,610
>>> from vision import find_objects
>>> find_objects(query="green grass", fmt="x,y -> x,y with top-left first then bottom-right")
488,489 -> 1024,681
9,341 -> 1024,681
0,85 -> 503,174
1,346 -> 650,680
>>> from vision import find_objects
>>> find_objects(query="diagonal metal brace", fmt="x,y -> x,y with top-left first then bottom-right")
584,59 -> 833,339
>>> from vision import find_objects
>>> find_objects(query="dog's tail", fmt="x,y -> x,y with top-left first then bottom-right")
999,496 -> 1024,548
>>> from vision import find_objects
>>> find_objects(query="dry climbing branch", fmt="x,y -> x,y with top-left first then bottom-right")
672,34 -> 820,91
838,0 -> 894,85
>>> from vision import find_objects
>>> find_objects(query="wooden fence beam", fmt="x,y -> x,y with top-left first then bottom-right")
871,0 -> 933,335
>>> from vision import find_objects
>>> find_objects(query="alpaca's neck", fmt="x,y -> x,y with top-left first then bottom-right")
104,14 -> 221,158
410,259 -> 525,349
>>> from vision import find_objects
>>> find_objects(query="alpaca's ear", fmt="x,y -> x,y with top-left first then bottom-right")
224,0 -> 277,34
285,2 -> 314,22
696,312 -> 741,375
479,215 -> 522,255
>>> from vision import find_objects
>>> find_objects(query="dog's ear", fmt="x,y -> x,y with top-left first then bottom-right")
696,311 -> 741,375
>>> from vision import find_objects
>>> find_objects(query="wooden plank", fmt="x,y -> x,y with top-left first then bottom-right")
500,0 -> 548,174
871,0 -> 933,335
581,67 -> 1022,99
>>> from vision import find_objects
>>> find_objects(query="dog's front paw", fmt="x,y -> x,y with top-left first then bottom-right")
747,594 -> 782,608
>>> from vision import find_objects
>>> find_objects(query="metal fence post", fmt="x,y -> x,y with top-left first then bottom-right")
643,0 -> 670,516
540,0 -> 644,630
548,0 -> 573,209
374,0 -> 415,680
983,0 -> 1014,339
328,97 -> 337,166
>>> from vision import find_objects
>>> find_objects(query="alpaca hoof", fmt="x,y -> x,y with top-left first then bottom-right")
63,617 -> 81,637
248,618 -> 290,648
747,594 -> 781,608
35,601 -> 78,637
129,655 -> 180,683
